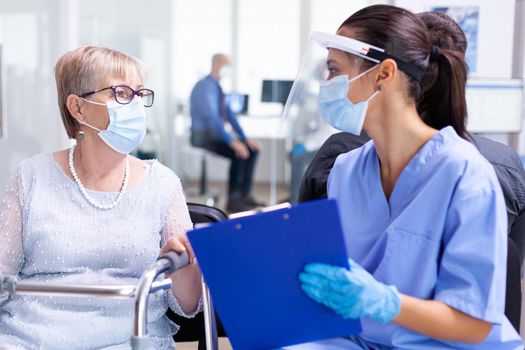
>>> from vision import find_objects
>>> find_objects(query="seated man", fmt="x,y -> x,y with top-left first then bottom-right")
190,53 -> 263,213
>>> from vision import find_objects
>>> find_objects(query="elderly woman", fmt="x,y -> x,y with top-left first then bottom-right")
0,46 -> 201,349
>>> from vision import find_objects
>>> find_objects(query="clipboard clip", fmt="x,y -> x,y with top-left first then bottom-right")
228,202 -> 292,219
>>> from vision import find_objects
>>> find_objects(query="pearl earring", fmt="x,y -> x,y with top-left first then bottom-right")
78,130 -> 85,141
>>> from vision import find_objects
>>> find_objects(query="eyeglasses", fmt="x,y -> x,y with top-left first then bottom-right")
80,85 -> 155,107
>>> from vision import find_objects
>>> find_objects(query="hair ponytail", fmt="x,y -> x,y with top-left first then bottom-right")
340,5 -> 471,140
417,48 -> 470,140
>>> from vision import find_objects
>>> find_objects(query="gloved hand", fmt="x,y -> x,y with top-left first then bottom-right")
299,259 -> 400,324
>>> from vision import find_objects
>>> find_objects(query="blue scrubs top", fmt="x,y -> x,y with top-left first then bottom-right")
326,127 -> 523,349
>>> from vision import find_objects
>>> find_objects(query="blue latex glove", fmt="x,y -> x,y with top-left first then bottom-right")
299,259 -> 400,324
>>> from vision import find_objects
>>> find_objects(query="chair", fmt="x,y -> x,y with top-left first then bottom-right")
197,153 -> 219,206
507,208 -> 525,334
168,203 -> 228,350
506,236 -> 522,332
186,202 -> 228,225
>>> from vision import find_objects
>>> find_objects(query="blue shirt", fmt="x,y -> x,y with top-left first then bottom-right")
189,75 -> 246,143
326,127 -> 522,349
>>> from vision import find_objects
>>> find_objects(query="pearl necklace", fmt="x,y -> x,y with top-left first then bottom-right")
68,145 -> 129,210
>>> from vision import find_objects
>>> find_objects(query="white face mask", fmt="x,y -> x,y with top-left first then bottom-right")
219,65 -> 233,79
78,97 -> 147,154
318,66 -> 379,135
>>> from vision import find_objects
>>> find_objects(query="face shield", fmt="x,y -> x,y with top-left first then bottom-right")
279,32 -> 382,139
280,31 -> 424,138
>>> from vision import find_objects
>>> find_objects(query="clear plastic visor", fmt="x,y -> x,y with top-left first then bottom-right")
279,31 -> 379,139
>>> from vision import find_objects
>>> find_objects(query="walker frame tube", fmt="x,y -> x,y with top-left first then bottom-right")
202,278 -> 218,350
131,258 -> 174,349
3,279 -> 172,299
0,251 -> 218,350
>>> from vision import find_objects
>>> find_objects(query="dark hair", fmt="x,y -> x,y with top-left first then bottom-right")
339,5 -> 469,139
416,12 -> 470,140
418,12 -> 467,54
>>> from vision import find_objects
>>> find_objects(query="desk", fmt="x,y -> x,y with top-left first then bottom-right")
239,115 -> 290,205
174,114 -> 287,142
238,115 -> 288,139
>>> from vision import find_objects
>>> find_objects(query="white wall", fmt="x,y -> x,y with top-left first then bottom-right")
396,0 -> 516,78
78,0 -> 174,168
0,0 -> 75,188
515,0 -> 525,153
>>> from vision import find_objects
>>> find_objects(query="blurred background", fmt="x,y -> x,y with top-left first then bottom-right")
0,0 -> 524,212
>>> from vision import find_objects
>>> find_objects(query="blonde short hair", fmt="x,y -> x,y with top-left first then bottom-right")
54,45 -> 147,139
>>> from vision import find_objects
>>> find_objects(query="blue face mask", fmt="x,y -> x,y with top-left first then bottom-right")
318,66 -> 379,135
79,97 -> 147,154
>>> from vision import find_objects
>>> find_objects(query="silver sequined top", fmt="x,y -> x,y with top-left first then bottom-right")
0,153 -> 196,349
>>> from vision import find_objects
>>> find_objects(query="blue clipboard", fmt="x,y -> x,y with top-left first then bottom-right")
188,199 -> 362,350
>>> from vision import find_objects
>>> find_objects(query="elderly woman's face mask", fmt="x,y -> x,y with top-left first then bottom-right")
78,97 -> 147,154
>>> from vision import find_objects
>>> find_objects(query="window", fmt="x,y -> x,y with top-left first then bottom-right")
311,0 -> 370,33
172,0 -> 232,104
237,0 -> 300,116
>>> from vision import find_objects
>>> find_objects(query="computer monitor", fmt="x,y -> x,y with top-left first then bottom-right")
225,93 -> 249,115
261,80 -> 293,105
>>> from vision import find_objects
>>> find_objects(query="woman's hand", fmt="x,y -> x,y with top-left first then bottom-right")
300,259 -> 400,324
161,235 -> 202,315
160,235 -> 195,266
301,259 -> 492,343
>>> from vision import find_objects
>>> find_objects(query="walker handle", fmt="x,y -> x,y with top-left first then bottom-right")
158,251 -> 190,274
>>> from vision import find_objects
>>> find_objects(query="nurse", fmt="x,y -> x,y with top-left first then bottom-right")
289,4 -> 523,350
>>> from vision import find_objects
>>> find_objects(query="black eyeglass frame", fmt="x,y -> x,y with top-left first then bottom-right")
80,85 -> 155,107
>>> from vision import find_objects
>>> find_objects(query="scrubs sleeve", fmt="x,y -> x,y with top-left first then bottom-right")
435,182 -> 507,324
